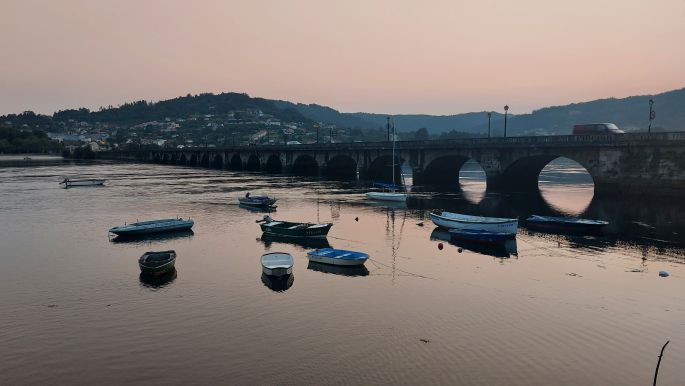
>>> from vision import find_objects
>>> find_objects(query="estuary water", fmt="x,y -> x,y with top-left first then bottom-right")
0,156 -> 683,385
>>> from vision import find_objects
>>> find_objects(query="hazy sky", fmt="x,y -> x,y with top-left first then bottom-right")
1,0 -> 684,116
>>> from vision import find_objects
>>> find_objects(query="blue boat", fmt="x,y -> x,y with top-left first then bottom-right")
109,218 -> 194,237
449,229 -> 513,245
526,215 -> 608,234
307,248 -> 369,266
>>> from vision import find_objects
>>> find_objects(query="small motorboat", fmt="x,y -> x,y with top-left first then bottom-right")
138,250 -> 176,276
526,215 -> 609,234
258,215 -> 332,239
449,229 -> 514,245
261,252 -> 294,277
109,218 -> 194,237
239,193 -> 277,209
307,248 -> 369,266
430,211 -> 518,235
60,178 -> 106,187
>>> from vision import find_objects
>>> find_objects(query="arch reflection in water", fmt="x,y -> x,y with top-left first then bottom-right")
429,228 -> 518,258
261,273 -> 294,292
139,268 -> 177,289
110,229 -> 195,244
537,157 -> 594,215
307,261 -> 370,277
259,234 -> 331,250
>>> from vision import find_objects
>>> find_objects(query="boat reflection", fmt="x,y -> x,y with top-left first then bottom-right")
261,273 -> 294,292
307,261 -> 370,277
239,203 -> 277,213
259,234 -> 331,250
366,199 -> 408,210
139,268 -> 177,288
110,229 -> 194,244
430,228 -> 518,258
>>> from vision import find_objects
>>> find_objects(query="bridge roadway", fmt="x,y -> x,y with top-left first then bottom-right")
105,131 -> 685,196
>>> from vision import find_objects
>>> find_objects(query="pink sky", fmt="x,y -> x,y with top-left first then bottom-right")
1,0 -> 684,116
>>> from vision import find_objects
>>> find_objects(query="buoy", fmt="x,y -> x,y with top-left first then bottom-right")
438,243 -> 443,250
458,248 -> 463,253
659,271 -> 669,277
355,217 -> 359,222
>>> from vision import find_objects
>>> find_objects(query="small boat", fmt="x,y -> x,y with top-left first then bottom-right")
526,215 -> 609,234
307,261 -> 370,277
138,250 -> 176,276
260,252 -> 294,277
258,215 -> 332,239
109,218 -> 194,237
60,178 -> 106,187
430,211 -> 518,235
307,248 -> 369,266
239,194 -> 277,209
366,183 -> 407,202
449,229 -> 514,245
23,156 -> 32,160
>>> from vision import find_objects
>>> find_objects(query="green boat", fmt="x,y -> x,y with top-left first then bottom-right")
138,250 -> 176,276
258,215 -> 332,239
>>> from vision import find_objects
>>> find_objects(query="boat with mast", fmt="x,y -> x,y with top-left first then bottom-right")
366,118 -> 407,202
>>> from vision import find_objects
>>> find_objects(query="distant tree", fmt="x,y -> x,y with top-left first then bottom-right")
414,127 -> 430,140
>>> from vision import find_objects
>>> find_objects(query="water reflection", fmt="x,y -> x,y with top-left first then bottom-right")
110,230 -> 195,244
139,268 -> 177,289
261,273 -> 294,292
306,261 -> 370,277
239,203 -> 277,213
430,228 -> 518,258
259,234 -> 331,250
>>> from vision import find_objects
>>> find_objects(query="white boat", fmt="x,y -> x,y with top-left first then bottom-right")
366,119 -> 407,202
109,218 -> 194,237
430,211 -> 518,235
60,178 -> 106,187
261,252 -> 294,277
306,248 -> 369,266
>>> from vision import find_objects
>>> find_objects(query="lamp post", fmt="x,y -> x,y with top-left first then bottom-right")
487,112 -> 492,138
386,117 -> 391,142
316,126 -> 319,144
503,105 -> 509,137
648,99 -> 655,133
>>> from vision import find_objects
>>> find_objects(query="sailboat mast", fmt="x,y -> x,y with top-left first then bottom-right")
391,119 -> 396,187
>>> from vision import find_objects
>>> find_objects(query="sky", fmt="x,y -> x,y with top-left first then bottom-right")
1,0 -> 684,116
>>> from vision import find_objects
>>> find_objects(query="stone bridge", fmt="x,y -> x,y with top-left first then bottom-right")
104,132 -> 685,196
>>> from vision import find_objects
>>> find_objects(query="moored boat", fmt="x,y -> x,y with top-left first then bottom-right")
239,193 -> 277,208
449,228 -> 514,245
526,215 -> 608,234
138,250 -> 176,276
307,248 -> 369,266
109,218 -> 194,237
260,252 -> 294,277
366,183 -> 407,202
258,215 -> 332,239
60,178 -> 106,187
430,211 -> 518,235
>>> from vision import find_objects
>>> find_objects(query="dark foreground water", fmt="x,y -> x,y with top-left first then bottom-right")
1,156 -> 683,385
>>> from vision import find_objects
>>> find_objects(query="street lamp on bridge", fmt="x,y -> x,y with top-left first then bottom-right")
487,112 -> 491,138
649,99 -> 655,133
503,105 -> 509,138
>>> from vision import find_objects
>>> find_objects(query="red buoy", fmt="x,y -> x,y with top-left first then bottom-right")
438,243 -> 443,250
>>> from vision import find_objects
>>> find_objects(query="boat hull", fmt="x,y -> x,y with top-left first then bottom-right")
307,255 -> 367,266
239,197 -> 277,208
430,212 -> 518,235
365,192 -> 407,202
260,221 -> 332,239
110,219 -> 194,236
306,248 -> 369,266
261,252 -> 294,277
62,179 -> 106,187
138,251 -> 176,276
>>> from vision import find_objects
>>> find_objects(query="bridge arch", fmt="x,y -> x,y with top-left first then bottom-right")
292,155 -> 319,176
211,154 -> 224,169
421,155 -> 472,185
265,154 -> 283,173
365,155 -> 404,184
499,155 -> 595,192
246,154 -> 261,171
325,155 -> 357,180
229,153 -> 243,170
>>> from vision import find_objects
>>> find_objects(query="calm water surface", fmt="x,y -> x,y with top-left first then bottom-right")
1,156 -> 683,385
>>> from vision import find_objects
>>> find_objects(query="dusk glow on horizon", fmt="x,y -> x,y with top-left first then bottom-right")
1,0 -> 684,115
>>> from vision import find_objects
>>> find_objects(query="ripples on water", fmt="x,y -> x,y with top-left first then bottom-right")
0,156 -> 683,386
